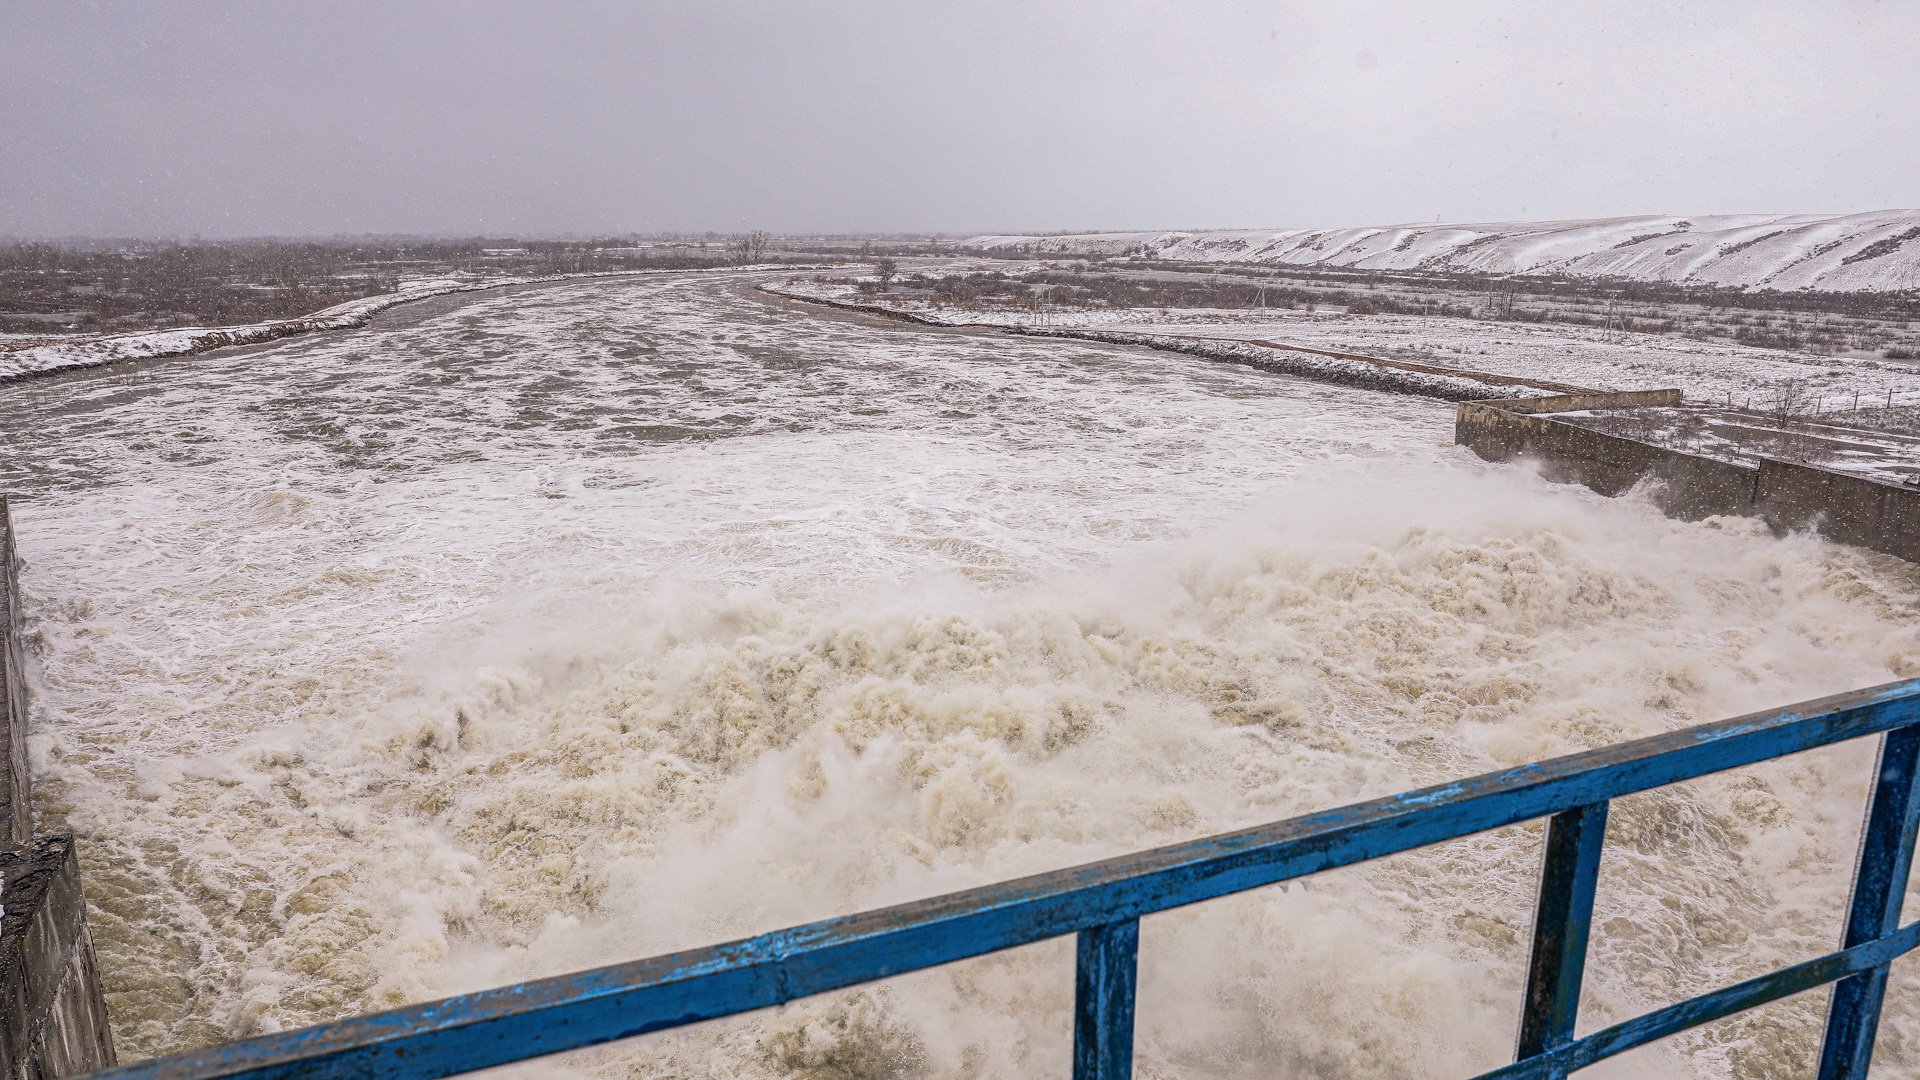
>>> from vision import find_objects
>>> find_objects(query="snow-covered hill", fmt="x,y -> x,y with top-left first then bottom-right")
966,210 -> 1920,292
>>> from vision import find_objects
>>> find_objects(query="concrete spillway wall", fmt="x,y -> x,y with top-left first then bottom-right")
0,500 -> 28,850
1456,391 -> 1920,564
0,498 -> 115,1077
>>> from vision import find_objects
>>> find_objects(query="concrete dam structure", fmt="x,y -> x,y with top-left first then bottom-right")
1455,390 -> 1920,566
0,497 -> 114,1078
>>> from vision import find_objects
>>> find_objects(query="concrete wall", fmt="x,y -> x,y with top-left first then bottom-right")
0,499 -> 29,849
0,498 -> 115,1078
1466,388 -> 1684,415
0,840 -> 115,1079
1456,393 -> 1920,564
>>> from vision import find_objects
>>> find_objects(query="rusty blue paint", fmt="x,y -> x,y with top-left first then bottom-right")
1073,920 -> 1138,1080
77,678 -> 1920,1080
1477,920 -> 1920,1079
1818,723 -> 1920,1080
1516,800 -> 1609,1078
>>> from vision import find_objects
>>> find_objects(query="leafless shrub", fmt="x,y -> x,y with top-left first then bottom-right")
726,230 -> 770,264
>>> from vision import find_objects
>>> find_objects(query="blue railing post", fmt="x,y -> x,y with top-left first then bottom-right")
1818,724 -> 1920,1080
1517,801 -> 1611,1077
1073,919 -> 1139,1080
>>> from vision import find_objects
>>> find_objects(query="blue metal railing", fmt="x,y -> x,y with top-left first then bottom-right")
86,678 -> 1920,1080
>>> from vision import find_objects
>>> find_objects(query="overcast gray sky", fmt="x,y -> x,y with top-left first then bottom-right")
3,0 -> 1916,238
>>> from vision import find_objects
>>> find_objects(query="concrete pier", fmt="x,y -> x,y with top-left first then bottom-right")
0,498 -> 115,1077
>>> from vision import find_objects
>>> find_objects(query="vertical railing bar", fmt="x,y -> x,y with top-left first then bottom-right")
1818,724 -> 1920,1080
1074,918 -> 1140,1080
1517,800 -> 1611,1077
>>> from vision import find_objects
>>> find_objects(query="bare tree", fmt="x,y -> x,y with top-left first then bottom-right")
1770,380 -> 1809,423
873,256 -> 898,290
726,230 -> 769,264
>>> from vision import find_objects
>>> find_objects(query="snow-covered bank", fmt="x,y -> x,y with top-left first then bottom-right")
765,276 -> 1920,410
0,265 -> 816,384
1019,328 -> 1572,400
967,209 -> 1920,292
760,281 -> 1582,400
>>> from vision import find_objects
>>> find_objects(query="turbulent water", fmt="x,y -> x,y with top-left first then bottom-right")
3,271 -> 1919,1079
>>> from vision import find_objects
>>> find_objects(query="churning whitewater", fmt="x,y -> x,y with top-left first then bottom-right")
4,272 -> 1920,1080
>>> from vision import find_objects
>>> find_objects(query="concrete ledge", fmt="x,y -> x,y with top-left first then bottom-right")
1466,388 -> 1684,415
0,838 -> 115,1077
1457,392 -> 1920,563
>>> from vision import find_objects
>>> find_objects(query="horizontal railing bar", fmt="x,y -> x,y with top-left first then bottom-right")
1474,921 -> 1920,1080
85,678 -> 1920,1080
